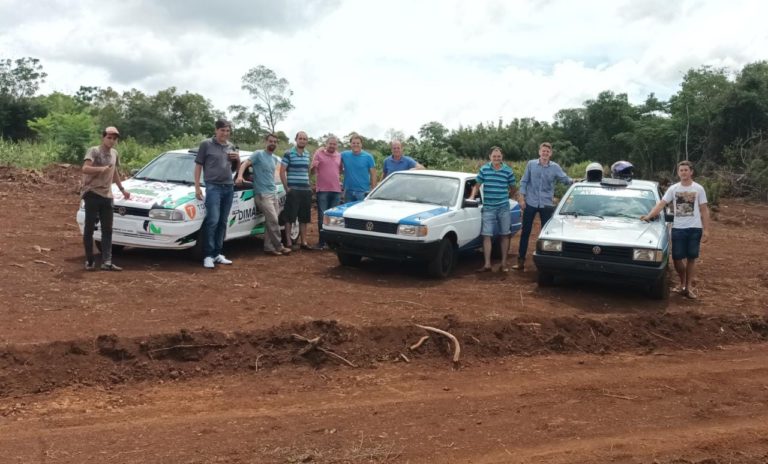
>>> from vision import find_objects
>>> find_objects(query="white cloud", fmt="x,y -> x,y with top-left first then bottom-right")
2,0 -> 767,139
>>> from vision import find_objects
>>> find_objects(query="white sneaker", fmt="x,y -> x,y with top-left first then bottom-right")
203,257 -> 215,269
214,254 -> 233,265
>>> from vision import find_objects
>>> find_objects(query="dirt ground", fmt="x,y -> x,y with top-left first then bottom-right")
1,165 -> 767,463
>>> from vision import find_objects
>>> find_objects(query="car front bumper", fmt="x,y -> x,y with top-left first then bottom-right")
533,253 -> 667,282
321,230 -> 441,261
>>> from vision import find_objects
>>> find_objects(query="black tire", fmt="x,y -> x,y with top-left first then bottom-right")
649,273 -> 669,300
189,229 -> 206,261
537,270 -> 555,287
427,237 -> 456,278
95,241 -> 124,254
337,251 -> 362,267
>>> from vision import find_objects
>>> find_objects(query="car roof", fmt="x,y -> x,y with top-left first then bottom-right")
389,169 -> 475,181
576,179 -> 659,190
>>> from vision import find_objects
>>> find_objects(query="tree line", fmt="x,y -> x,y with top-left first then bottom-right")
1,57 -> 767,198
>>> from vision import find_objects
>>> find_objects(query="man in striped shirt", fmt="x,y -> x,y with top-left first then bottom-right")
280,131 -> 312,250
469,147 -> 517,273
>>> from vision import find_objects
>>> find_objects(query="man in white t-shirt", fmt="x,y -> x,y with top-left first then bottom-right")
641,161 -> 710,299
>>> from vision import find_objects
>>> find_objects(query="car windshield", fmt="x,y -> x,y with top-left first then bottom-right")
369,174 -> 460,207
134,152 -> 198,184
559,185 -> 656,219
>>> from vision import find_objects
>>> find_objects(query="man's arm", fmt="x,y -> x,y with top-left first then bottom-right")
236,159 -> 251,185
640,199 -> 669,221
111,166 -> 131,199
518,163 -> 531,209
555,165 -> 573,185
279,163 -> 289,192
700,203 -> 710,243
469,182 -> 481,200
194,164 -> 204,200
369,168 -> 377,190
82,159 -> 109,175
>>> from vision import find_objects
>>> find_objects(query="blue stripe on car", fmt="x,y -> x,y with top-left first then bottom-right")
325,201 -> 362,217
398,207 -> 450,225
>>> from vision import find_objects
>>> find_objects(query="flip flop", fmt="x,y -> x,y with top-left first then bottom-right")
672,285 -> 687,295
498,267 -> 509,273
476,266 -> 492,273
685,288 -> 699,299
300,243 -> 312,250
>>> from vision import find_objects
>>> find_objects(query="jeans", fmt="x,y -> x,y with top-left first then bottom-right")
344,190 -> 367,203
202,183 -> 234,259
518,205 -> 555,259
83,191 -> 113,263
254,193 -> 282,252
316,191 -> 341,246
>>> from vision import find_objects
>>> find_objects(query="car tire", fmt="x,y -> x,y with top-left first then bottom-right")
427,237 -> 456,278
337,251 -> 362,267
649,273 -> 669,300
281,218 -> 300,244
190,229 -> 206,261
95,241 -> 124,254
537,270 -> 555,286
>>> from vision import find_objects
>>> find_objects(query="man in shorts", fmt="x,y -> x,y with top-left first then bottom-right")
641,160 -> 710,299
280,131 -> 312,250
468,147 -> 517,273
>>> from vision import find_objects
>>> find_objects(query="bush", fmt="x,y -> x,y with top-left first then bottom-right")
27,111 -> 95,164
0,138 -> 60,168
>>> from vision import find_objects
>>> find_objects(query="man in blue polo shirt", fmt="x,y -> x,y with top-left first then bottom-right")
341,134 -> 377,202
468,147 -> 517,273
514,142 -> 572,271
280,131 -> 312,250
383,140 -> 424,177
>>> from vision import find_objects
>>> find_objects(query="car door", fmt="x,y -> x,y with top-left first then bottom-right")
454,178 -> 482,249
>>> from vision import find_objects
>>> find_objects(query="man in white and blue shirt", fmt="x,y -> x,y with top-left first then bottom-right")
514,142 -> 572,270
469,147 -> 517,272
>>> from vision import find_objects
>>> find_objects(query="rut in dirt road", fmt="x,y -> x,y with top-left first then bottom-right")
2,312 -> 766,397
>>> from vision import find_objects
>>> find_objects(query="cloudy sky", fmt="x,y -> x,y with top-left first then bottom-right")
1,0 -> 766,139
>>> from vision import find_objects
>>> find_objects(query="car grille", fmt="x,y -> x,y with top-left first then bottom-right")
344,218 -> 399,234
113,206 -> 150,217
562,242 -> 633,263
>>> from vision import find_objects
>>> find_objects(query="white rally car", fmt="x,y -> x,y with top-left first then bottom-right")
76,149 -> 297,257
321,170 -> 522,277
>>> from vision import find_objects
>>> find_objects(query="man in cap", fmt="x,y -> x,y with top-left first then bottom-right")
194,119 -> 240,269
81,126 -> 131,271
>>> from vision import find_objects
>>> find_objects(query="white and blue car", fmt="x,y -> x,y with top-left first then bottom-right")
76,149 -> 297,258
321,170 -> 522,277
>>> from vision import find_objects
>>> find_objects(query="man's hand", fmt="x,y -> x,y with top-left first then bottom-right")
640,214 -> 652,222
122,190 -> 131,200
702,230 -> 709,243
227,151 -> 239,161
101,165 -> 112,173
518,198 -> 526,210
195,186 -> 204,201
235,176 -> 244,186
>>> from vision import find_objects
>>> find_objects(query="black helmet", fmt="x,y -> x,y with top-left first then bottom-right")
611,161 -> 634,180
586,162 -> 603,182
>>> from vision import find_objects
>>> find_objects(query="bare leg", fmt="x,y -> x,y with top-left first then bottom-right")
284,222 -> 293,247
482,236 -> 492,269
685,258 -> 697,290
299,223 -> 308,245
499,235 -> 510,269
673,259 -> 687,290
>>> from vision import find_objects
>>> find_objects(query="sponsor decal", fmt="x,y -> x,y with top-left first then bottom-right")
185,204 -> 197,219
169,193 -> 197,208
142,221 -> 163,235
241,191 -> 254,202
228,216 -> 236,228
130,195 -> 157,204
129,188 -> 159,196
232,206 -> 263,225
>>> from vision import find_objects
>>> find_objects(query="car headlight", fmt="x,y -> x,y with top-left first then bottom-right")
397,224 -> 428,237
538,240 -> 562,252
324,216 -> 345,227
633,248 -> 664,262
148,208 -> 184,221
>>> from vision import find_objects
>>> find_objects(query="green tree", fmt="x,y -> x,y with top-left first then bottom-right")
28,111 -> 95,163
240,65 -> 294,134
0,57 -> 47,99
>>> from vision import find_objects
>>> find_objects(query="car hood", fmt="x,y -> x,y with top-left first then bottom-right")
342,200 -> 450,224
541,216 -> 665,248
111,178 -> 197,209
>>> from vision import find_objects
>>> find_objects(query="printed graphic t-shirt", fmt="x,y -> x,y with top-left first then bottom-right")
662,181 -> 708,229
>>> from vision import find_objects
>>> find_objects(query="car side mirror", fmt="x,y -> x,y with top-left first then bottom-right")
463,199 -> 480,208
130,168 -> 139,176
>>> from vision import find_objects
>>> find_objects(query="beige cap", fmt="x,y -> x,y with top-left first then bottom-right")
104,126 -> 120,136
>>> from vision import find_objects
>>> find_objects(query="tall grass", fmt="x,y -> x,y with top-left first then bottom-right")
0,138 -> 61,169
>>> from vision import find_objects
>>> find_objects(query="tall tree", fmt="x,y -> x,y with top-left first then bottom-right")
240,65 -> 294,134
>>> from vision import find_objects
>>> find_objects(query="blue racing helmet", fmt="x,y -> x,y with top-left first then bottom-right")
610,161 -> 634,180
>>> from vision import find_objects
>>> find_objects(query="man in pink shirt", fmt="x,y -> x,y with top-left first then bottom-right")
311,135 -> 343,249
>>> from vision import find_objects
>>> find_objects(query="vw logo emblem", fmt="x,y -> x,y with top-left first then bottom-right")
592,246 -> 601,255
117,206 -> 127,216
365,221 -> 374,231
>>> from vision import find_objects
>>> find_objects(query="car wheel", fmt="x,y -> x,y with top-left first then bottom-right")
649,273 -> 669,300
95,241 -> 124,254
337,251 -> 362,267
537,270 -> 555,286
190,229 -> 206,261
281,218 -> 301,243
427,237 -> 456,278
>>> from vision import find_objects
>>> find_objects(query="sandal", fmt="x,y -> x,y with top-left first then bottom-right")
498,267 -> 509,273
476,266 -> 492,273
300,243 -> 312,250
672,285 -> 687,295
280,247 -> 292,254
267,250 -> 283,256
685,287 -> 699,299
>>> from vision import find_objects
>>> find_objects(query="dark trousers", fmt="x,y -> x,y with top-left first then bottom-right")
518,205 -> 555,259
83,191 -> 114,263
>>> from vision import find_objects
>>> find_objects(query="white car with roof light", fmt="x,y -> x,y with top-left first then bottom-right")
320,170 -> 522,277
75,149 -> 298,257
533,177 -> 671,298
